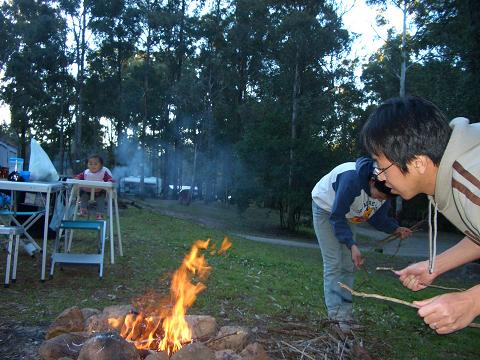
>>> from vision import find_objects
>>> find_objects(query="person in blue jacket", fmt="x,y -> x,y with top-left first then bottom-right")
311,156 -> 412,330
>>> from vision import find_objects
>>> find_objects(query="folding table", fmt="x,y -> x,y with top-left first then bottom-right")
0,180 -> 65,281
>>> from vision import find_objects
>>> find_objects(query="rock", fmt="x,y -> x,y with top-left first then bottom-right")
85,304 -> 133,334
102,304 -> 133,319
81,308 -> 101,322
144,351 -> 170,360
240,343 -> 270,360
85,314 -> 111,334
215,349 -> 243,360
46,306 -> 85,340
208,326 -> 250,352
185,315 -> 217,340
170,343 -> 215,360
39,332 -> 91,360
77,332 -> 140,360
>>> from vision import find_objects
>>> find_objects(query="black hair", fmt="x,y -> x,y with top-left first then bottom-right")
88,154 -> 104,165
361,96 -> 451,172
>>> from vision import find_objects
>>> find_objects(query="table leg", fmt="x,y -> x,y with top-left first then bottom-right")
109,189 -> 114,264
114,191 -> 123,256
41,190 -> 51,281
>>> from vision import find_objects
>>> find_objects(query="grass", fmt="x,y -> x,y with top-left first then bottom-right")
0,205 -> 479,359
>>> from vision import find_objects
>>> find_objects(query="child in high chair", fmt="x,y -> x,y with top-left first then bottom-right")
74,155 -> 113,220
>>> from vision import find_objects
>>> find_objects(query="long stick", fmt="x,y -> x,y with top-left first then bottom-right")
339,282 -> 480,329
339,282 -> 417,308
375,267 -> 466,292
376,219 -> 426,248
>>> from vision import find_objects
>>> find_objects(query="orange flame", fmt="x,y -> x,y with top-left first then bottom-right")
113,237 -> 232,355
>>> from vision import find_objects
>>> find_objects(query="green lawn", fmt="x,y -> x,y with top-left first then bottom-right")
0,206 -> 478,359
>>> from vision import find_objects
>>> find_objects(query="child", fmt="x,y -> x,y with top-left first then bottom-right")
312,156 -> 412,331
74,155 -> 113,220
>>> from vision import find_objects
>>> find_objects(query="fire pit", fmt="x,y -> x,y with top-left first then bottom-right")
38,238 -> 271,359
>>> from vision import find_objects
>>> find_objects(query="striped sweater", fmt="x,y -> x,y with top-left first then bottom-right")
432,117 -> 480,245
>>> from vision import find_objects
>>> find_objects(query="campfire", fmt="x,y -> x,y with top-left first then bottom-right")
37,237 -> 271,360
112,238 -> 231,354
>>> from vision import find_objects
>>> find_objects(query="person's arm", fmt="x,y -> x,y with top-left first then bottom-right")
103,168 -> 114,182
395,236 -> 480,291
414,284 -> 480,334
74,171 -> 85,180
367,201 -> 398,234
329,172 -> 363,268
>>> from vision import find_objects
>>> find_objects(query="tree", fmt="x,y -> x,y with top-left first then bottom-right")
1,0 -> 70,159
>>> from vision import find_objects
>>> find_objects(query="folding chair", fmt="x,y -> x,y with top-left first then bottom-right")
0,226 -> 24,287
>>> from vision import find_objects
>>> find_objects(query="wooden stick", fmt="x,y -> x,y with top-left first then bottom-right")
375,267 -> 466,292
339,282 -> 480,329
376,219 -> 426,247
339,282 -> 417,308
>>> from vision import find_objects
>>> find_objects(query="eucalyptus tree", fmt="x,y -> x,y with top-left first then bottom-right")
194,0 -> 269,203
413,0 -> 480,120
59,0 -> 94,166
245,0 -> 352,230
152,0 -> 203,196
0,0 -> 70,159
86,0 -> 142,162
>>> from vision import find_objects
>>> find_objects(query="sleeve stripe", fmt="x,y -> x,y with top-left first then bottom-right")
465,230 -> 480,246
453,161 -> 480,190
452,179 -> 480,206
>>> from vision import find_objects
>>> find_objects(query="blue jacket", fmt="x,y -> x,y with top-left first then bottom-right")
312,157 -> 398,248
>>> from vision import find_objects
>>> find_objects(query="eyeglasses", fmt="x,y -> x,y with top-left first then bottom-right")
373,162 -> 394,179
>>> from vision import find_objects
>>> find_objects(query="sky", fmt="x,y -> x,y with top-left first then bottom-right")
0,0 -> 403,125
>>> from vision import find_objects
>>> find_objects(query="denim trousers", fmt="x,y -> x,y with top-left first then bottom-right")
312,200 -> 355,320
80,190 -> 106,214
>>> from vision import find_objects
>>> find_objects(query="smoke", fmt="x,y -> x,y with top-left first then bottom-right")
112,135 -> 152,180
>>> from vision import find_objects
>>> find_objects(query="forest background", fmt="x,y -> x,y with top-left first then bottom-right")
0,0 -> 478,231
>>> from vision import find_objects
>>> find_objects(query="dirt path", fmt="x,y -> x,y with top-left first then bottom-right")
132,197 -> 480,281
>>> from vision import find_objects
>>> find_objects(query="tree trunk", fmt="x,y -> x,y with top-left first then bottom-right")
73,4 -> 88,169
286,47 -> 301,230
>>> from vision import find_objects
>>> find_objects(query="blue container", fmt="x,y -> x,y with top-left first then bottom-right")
20,170 -> 30,182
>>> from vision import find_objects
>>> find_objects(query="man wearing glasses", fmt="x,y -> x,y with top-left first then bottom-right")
361,95 -> 480,334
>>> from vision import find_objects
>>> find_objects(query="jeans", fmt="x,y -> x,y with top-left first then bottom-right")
312,200 -> 355,320
80,190 -> 106,214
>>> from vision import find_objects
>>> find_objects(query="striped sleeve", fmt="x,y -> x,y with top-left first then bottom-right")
452,160 -> 480,245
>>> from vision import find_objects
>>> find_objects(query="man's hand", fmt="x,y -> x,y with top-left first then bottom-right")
395,226 -> 412,239
394,260 -> 437,291
351,244 -> 363,269
414,288 -> 480,334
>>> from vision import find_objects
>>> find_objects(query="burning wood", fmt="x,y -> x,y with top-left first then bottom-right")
113,237 -> 232,355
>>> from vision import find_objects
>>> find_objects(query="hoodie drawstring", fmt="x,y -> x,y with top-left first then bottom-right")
428,199 -> 438,274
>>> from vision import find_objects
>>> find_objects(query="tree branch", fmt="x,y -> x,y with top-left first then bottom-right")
339,282 -> 480,329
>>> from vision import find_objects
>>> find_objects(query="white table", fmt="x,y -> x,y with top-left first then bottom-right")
64,179 -> 123,264
0,180 -> 64,281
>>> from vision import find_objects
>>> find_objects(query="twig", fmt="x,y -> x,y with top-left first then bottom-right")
280,340 -> 316,360
376,219 -> 426,248
375,267 -> 466,292
339,282 -> 417,308
339,282 -> 480,329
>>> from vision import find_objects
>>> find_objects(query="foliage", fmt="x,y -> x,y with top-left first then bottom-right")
0,0 -> 479,230
0,206 -> 478,359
